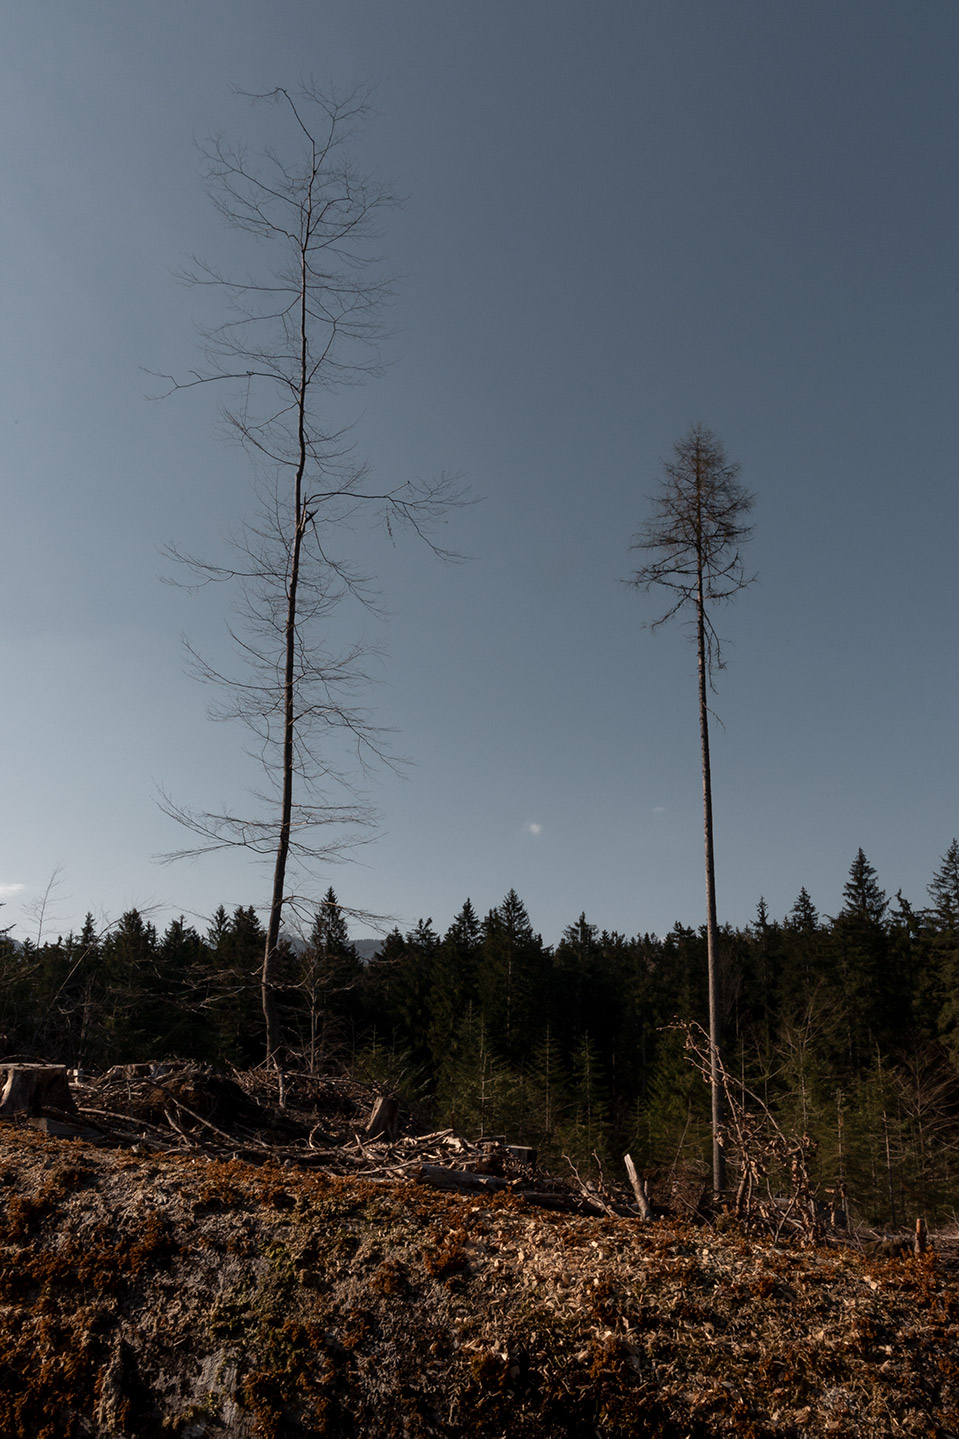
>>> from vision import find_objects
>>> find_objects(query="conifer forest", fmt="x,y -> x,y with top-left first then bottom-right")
5,841 -> 959,1231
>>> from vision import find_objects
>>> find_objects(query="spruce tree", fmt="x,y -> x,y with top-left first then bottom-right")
439,1006 -> 525,1139
97,910 -> 159,1062
204,906 -> 265,1065
552,913 -> 601,1052
429,900 -> 481,1089
477,890 -> 546,1064
927,839 -> 959,933
357,927 -> 406,1045
561,1032 -> 614,1169
740,897 -> 781,1077
0,916 -> 24,1057
155,917 -> 214,1060
527,1023 -> 569,1154
777,888 -> 830,1041
927,841 -> 959,1055
789,887 -> 820,934
362,920 -> 438,1071
637,1024 -> 710,1169
841,849 -> 889,926
833,851 -> 895,1060
294,888 -> 359,1071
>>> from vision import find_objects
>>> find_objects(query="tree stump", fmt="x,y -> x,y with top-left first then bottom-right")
365,1095 -> 399,1142
0,1064 -> 78,1119
624,1153 -> 654,1222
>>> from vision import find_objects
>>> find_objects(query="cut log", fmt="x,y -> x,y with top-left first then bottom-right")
416,1163 -> 511,1194
0,1065 -> 78,1119
27,1114 -> 98,1139
507,1145 -> 538,1167
915,1217 -> 928,1256
864,1233 -> 913,1258
366,1095 -> 400,1142
624,1153 -> 654,1222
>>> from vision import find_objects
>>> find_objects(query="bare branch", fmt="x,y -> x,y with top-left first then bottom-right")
629,423 -> 755,684
24,862 -> 70,948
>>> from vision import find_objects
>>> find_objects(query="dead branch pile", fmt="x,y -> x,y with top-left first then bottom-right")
3,1057 -> 936,1257
672,1022 -> 841,1244
1,1061 -> 634,1218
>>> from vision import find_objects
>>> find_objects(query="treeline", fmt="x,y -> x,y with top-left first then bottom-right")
3,844 -> 959,1226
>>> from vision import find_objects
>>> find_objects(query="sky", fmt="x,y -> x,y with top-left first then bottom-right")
2,1 -> 957,948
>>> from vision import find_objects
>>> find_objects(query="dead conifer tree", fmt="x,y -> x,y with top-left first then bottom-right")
157,84 -> 462,1064
629,424 -> 754,1197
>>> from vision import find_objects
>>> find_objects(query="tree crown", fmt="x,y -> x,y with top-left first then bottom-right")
630,423 -> 754,679
840,848 -> 889,927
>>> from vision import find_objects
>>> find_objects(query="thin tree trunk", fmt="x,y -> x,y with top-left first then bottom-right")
262,216 -> 313,1065
698,567 -> 725,1198
630,426 -> 751,1201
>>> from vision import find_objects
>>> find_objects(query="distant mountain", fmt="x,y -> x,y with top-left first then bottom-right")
279,935 -> 382,961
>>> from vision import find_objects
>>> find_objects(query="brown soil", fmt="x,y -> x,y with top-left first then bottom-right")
2,1110 -> 959,1438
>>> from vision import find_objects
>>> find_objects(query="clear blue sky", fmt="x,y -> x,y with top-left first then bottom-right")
2,1 -> 957,946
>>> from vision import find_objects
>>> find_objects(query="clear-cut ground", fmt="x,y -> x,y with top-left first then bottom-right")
2,1113 -> 959,1438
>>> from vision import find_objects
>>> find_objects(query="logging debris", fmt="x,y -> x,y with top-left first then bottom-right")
1,1121 -> 959,1439
0,1061 -> 935,1252
0,1062 -> 631,1218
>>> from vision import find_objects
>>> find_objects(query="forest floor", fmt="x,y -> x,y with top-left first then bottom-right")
1,1065 -> 959,1437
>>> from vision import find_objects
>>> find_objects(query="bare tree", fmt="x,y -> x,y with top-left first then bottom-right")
156,84 -> 462,1063
629,424 -> 754,1196
24,862 -> 69,947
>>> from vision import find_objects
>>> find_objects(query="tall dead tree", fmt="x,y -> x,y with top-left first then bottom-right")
158,85 -> 461,1063
629,423 -> 754,1197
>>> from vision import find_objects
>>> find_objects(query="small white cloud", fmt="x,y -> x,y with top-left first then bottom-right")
0,883 -> 26,900
524,821 -> 543,836
651,806 -> 666,815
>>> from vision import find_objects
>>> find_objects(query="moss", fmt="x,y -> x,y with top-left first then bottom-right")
0,1308 -> 105,1438
368,1256 -> 408,1298
2,1127 -> 959,1436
